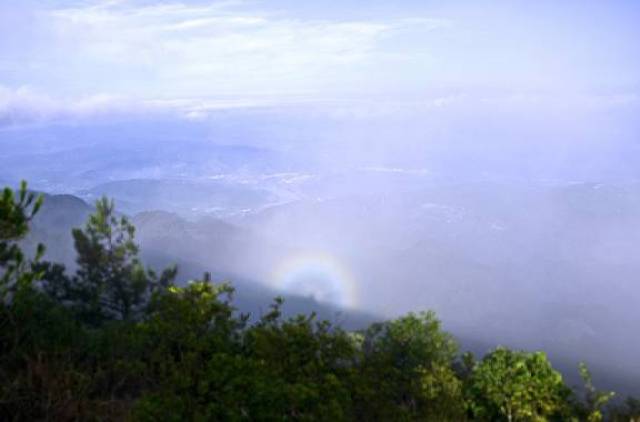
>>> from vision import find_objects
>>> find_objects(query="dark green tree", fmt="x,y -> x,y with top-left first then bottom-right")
0,181 -> 43,299
133,276 -> 247,420
354,311 -> 465,421
67,197 -> 176,324
241,302 -> 357,420
0,183 -> 88,420
468,347 -> 571,421
609,396 -> 640,422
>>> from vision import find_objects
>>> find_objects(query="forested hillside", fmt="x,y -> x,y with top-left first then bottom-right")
20,192 -> 376,330
3,182 -> 640,420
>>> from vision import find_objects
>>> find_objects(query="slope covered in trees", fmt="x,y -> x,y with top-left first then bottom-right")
1,182 -> 638,421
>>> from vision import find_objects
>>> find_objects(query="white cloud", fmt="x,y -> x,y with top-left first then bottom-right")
1,82 -> 637,128
0,85 -> 146,127
38,1 -> 449,98
3,1 -> 639,105
0,84 -> 286,127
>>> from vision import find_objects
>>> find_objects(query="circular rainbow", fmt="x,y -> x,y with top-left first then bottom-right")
271,252 -> 358,309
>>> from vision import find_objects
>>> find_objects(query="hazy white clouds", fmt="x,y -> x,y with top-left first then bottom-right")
0,85 -> 143,127
32,1 -> 448,98
0,0 -> 638,122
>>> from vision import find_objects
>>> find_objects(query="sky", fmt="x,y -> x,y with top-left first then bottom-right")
1,0 -> 639,121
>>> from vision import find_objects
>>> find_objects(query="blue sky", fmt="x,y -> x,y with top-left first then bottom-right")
1,0 -> 639,120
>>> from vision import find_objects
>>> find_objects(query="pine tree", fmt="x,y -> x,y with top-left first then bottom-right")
0,181 -> 43,301
68,197 -> 175,325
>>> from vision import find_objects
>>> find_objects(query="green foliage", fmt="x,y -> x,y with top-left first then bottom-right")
135,277 -> 244,419
0,289 -> 89,420
0,180 -> 42,240
0,181 -> 635,420
0,181 -> 44,299
468,348 -> 571,421
574,362 -> 616,422
241,304 -> 356,420
61,197 -> 176,325
353,311 -> 466,421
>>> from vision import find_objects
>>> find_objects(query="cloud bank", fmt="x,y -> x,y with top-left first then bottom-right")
0,1 -> 450,100
0,1 -> 638,126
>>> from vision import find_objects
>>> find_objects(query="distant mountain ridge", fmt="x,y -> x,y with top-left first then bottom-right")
79,178 -> 277,217
23,192 -> 377,330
